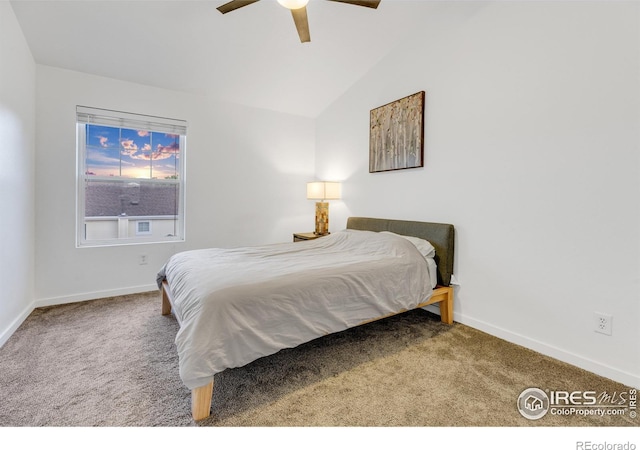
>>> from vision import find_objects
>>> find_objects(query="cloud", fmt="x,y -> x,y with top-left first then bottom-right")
130,150 -> 174,161
87,148 -> 121,165
126,141 -> 180,161
120,138 -> 139,156
156,141 -> 180,155
117,135 -> 180,163
130,153 -> 151,160
137,130 -> 149,137
99,136 -> 109,147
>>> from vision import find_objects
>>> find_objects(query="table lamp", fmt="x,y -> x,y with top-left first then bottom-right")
306,181 -> 341,235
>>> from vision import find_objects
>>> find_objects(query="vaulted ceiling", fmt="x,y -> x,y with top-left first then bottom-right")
10,0 -> 454,117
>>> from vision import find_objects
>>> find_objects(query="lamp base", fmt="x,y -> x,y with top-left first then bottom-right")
314,202 -> 329,236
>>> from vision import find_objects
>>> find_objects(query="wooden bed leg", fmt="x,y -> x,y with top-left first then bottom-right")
191,381 -> 214,421
439,286 -> 454,325
161,284 -> 172,316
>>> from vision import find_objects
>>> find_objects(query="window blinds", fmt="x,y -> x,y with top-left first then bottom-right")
76,106 -> 187,135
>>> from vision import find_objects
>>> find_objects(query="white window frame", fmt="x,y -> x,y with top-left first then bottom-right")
76,106 -> 186,247
135,220 -> 152,236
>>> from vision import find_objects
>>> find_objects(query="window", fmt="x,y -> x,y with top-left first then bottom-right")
76,106 -> 186,247
136,220 -> 152,236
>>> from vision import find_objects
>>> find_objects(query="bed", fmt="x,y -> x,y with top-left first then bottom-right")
158,217 -> 455,420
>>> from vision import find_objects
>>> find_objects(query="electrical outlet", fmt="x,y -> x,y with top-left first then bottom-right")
594,312 -> 612,336
139,254 -> 148,265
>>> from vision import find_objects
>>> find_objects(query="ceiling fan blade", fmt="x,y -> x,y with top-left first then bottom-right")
326,0 -> 381,8
291,7 -> 311,43
217,0 -> 261,14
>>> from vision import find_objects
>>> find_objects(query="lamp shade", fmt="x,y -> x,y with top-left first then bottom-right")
307,181 -> 341,201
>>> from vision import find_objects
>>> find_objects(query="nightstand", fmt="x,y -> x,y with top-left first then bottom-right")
293,232 -> 322,242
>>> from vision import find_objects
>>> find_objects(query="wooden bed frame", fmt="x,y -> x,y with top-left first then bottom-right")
161,217 -> 455,421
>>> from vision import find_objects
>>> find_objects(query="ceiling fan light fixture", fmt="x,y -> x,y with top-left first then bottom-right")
277,0 -> 310,10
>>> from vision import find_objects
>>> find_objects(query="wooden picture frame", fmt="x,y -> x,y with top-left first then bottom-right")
369,91 -> 425,173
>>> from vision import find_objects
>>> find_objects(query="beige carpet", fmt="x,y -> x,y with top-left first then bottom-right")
0,291 -> 636,427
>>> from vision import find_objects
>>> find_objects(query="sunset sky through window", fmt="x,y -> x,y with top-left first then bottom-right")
85,124 -> 180,179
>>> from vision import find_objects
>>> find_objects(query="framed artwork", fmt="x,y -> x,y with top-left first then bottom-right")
369,91 -> 425,173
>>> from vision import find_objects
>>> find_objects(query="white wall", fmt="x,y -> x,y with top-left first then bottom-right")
35,65 -> 315,305
316,2 -> 640,387
0,2 -> 36,345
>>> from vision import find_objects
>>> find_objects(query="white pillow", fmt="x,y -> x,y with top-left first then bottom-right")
382,231 -> 437,288
381,231 -> 435,258
425,258 -> 438,289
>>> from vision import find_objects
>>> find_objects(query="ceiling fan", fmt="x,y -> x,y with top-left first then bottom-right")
216,0 -> 381,43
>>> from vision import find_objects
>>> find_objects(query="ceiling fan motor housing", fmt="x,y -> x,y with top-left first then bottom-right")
217,0 -> 381,43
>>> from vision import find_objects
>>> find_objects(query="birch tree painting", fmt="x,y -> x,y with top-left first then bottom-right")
369,91 -> 425,173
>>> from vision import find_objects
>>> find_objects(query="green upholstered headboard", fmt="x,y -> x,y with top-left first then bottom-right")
346,217 -> 455,287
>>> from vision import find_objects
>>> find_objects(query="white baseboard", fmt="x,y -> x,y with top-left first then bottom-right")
423,304 -> 640,389
1,284 -> 159,348
34,284 -> 158,308
0,302 -> 36,348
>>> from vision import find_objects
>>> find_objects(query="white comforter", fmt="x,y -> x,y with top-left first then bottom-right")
157,229 -> 434,389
